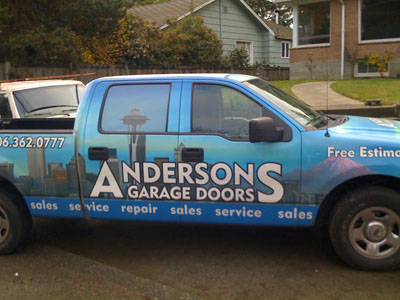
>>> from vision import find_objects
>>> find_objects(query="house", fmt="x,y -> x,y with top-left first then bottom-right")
129,0 -> 292,68
275,0 -> 400,79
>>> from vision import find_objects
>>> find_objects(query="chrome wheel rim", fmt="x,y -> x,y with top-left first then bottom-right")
349,207 -> 400,259
0,206 -> 10,244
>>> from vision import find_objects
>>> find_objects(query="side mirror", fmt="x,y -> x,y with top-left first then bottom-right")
249,117 -> 283,143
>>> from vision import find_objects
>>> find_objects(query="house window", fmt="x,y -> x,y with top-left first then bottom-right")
281,42 -> 290,58
355,61 -> 389,77
360,0 -> 400,41
298,1 -> 330,45
236,41 -> 253,64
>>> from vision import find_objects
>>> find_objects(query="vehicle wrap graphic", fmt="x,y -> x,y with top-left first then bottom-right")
299,116 -> 400,205
25,197 -> 318,226
1,116 -> 400,226
90,161 -> 284,204
0,136 -> 65,149
0,133 -> 78,198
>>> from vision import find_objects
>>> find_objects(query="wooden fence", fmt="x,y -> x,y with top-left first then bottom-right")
0,63 -> 289,84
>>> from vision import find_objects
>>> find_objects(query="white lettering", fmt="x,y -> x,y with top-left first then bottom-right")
257,163 -> 284,203
196,187 -> 207,200
210,163 -> 232,185
327,146 -> 355,158
91,162 -> 123,198
178,163 -> 194,184
194,162 -> 209,184
122,161 -> 141,183
163,163 -> 176,184
234,163 -> 254,186
221,188 -> 234,201
143,163 -> 161,183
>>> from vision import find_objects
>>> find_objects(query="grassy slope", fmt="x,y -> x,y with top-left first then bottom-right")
330,78 -> 400,105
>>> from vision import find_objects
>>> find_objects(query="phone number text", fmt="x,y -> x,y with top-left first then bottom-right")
0,136 -> 66,149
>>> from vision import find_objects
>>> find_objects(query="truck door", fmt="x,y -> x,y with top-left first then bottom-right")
79,80 -> 182,222
176,80 -> 310,226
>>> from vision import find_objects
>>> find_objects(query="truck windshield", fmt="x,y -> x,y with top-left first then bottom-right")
243,79 -> 328,129
13,84 -> 83,118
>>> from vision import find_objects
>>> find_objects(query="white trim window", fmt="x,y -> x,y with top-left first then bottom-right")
355,61 -> 389,77
359,0 -> 400,43
236,41 -> 254,64
297,1 -> 330,46
281,42 -> 290,58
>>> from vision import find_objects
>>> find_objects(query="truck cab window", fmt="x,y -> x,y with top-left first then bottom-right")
192,84 -> 262,139
0,93 -> 12,119
100,84 -> 171,133
13,85 -> 79,118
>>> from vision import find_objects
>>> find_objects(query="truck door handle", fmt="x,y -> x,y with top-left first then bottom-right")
182,147 -> 204,162
88,147 -> 109,161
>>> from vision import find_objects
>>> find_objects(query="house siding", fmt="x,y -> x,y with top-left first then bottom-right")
130,0 -> 292,68
268,35 -> 291,67
193,0 -> 271,64
289,0 -> 400,79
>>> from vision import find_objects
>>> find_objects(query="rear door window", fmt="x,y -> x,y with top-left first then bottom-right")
100,84 -> 171,133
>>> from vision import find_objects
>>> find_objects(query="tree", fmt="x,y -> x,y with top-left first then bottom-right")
127,0 -> 168,7
0,3 -> 13,59
3,0 -> 128,37
1,2 -> 224,68
244,0 -> 292,26
367,52 -> 393,77
229,48 -> 250,67
159,16 -> 223,68
81,15 -> 223,68
82,15 -> 161,65
7,27 -> 81,66
0,0 -> 129,65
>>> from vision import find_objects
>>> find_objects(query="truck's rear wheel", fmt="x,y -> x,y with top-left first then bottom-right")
0,189 -> 32,254
329,186 -> 400,271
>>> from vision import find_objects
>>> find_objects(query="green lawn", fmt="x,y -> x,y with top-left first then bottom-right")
330,79 -> 400,105
270,78 -> 400,105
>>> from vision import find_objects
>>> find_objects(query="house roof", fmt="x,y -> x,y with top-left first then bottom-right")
273,0 -> 324,4
128,0 -> 213,28
264,20 -> 292,40
128,0 -> 278,36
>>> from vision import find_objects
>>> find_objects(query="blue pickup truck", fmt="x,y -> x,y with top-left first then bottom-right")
0,74 -> 399,271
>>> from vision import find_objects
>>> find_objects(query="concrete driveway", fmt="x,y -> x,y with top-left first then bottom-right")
1,218 -> 399,300
291,81 -> 365,110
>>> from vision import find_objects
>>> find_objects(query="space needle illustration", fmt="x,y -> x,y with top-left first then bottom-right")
122,108 -> 149,167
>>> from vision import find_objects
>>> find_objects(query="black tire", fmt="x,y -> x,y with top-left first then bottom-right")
329,186 -> 400,271
0,189 -> 32,255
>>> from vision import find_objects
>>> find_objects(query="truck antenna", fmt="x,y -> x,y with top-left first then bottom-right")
324,46 -> 330,137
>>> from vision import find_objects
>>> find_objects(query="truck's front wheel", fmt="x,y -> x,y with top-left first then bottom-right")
0,190 -> 32,254
329,186 -> 400,271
